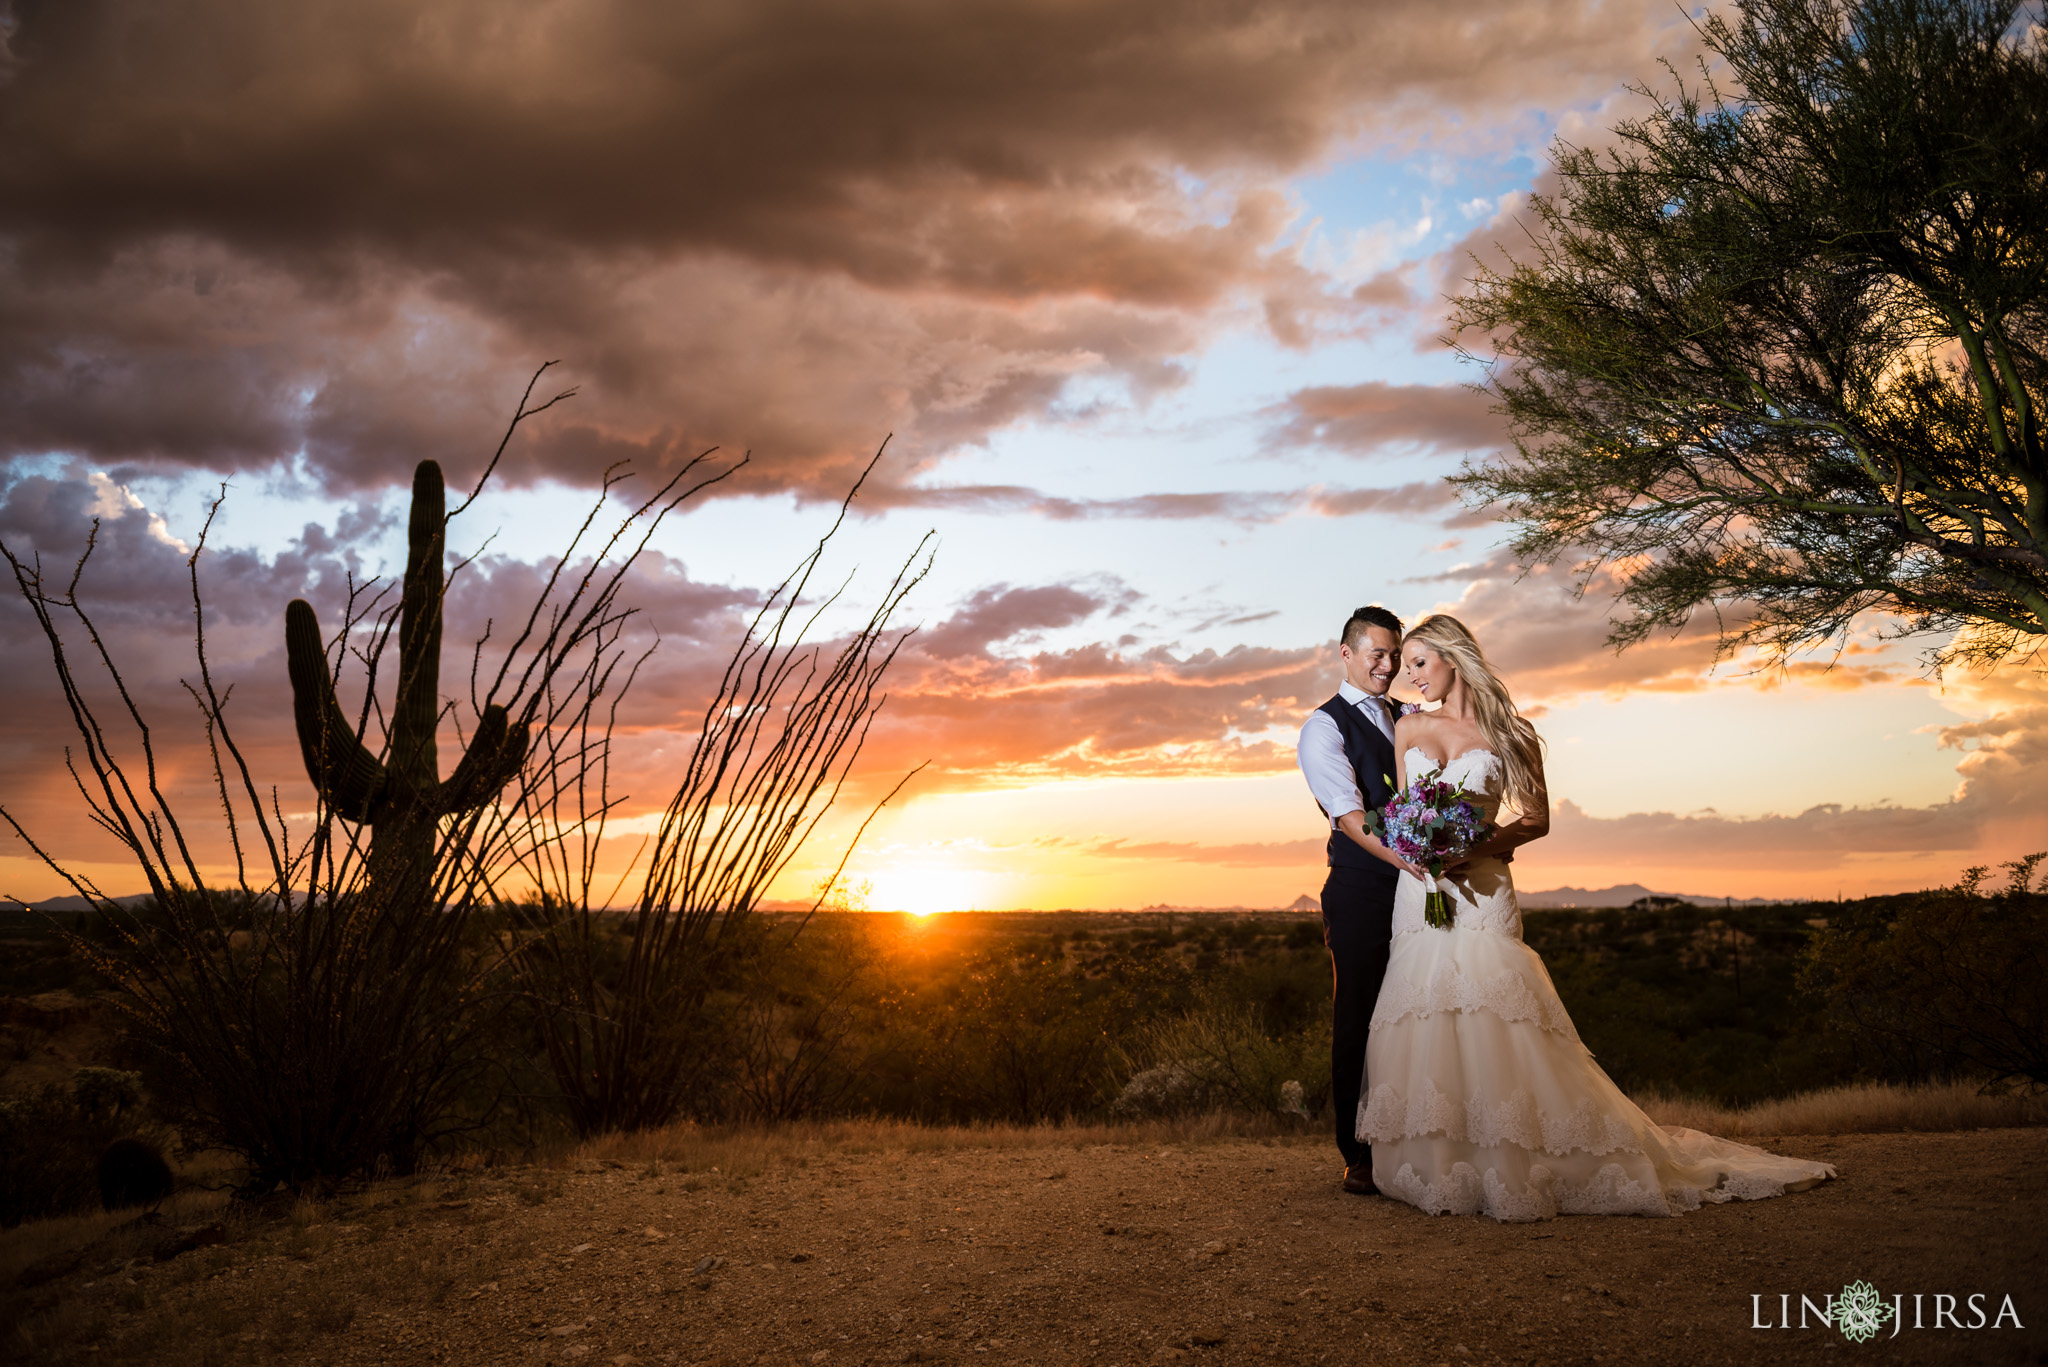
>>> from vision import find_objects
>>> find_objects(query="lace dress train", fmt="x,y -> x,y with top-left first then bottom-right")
1357,750 -> 1834,1221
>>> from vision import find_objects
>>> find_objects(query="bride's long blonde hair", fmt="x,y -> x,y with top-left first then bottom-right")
1405,614 -> 1546,815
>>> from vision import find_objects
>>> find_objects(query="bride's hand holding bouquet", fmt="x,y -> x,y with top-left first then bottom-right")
1363,768 -> 1492,929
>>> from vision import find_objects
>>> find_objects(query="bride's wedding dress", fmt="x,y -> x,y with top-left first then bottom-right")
1359,748 -> 1834,1221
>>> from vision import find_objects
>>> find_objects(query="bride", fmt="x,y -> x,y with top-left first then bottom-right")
1358,615 -> 1834,1220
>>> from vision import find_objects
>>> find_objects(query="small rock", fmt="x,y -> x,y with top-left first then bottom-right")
790,1251 -> 814,1263
695,1256 -> 726,1273
1191,1328 -> 1226,1346
642,1227 -> 668,1241
568,1243 -> 595,1254
810,1352 -> 830,1363
550,1323 -> 588,1337
692,1278 -> 714,1291
1151,1349 -> 1189,1363
564,1347 -> 592,1359
1202,1240 -> 1227,1257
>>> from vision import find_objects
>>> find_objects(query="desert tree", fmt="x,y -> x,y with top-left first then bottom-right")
1799,854 -> 2048,1086
1452,0 -> 2048,668
509,451 -> 931,1136
0,366 -> 734,1191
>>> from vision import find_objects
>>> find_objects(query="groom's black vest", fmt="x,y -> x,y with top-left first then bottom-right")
1316,693 -> 1399,879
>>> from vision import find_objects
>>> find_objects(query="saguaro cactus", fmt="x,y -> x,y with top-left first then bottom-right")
284,460 -> 529,893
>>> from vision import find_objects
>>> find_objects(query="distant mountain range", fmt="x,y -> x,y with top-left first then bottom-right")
1285,884 -> 1790,911
0,894 -> 154,915
1514,884 -> 1791,908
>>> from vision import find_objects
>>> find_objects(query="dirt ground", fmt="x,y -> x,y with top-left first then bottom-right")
5,1127 -> 2044,1367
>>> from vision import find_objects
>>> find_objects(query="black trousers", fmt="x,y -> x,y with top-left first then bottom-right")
1321,862 -> 1396,1169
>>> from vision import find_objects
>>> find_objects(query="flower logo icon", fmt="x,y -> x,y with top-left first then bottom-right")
1833,1281 -> 1895,1343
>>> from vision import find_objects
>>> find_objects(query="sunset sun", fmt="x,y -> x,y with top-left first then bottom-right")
866,867 -> 992,918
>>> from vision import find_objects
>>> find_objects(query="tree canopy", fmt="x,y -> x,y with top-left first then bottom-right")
1453,0 -> 2048,668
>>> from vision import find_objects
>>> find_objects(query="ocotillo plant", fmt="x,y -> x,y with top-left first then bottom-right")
513,450 -> 932,1135
284,460 -> 529,899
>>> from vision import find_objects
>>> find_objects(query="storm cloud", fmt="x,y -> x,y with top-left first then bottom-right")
0,0 -> 1692,497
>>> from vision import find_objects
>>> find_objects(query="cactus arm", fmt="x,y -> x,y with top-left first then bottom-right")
284,598 -> 386,823
436,707 -> 530,815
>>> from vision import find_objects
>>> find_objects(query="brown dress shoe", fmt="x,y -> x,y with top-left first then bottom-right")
1342,1164 -> 1378,1196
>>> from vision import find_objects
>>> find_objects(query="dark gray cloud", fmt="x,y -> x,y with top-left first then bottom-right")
0,0 -> 1691,496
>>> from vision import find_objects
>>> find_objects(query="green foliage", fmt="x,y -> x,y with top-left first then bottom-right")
675,913 -> 1327,1125
1453,0 -> 2048,668
1798,854 -> 2048,1086
13,890 -> 1976,1184
0,1068 -> 156,1227
1526,902 -> 1853,1104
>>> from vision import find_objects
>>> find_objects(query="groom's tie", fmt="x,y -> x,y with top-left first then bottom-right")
1360,694 -> 1393,745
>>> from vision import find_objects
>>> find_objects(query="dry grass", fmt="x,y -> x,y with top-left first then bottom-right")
561,1083 -> 2048,1180
0,1184 -> 233,1291
1634,1077 -> 2048,1137
566,1110 -> 1317,1176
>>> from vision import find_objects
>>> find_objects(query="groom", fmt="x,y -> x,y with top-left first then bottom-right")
1295,604 -> 1410,1196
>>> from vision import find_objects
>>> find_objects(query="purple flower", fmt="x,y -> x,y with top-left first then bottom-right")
1397,700 -> 1424,717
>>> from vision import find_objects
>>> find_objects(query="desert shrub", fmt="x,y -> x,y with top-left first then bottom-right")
905,950 -> 1121,1122
97,1135 -> 174,1210
717,916 -> 893,1122
79,883 -> 533,1195
1798,855 -> 2048,1088
1110,999 -> 1326,1121
1528,900 -> 1850,1104
0,1067 -> 158,1226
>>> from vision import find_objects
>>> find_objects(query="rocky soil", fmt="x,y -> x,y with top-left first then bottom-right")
4,1127 -> 2043,1367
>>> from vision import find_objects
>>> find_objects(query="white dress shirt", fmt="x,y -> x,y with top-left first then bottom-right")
1297,679 -> 1395,829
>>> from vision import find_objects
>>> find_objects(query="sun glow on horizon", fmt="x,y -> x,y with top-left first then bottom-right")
862,864 -> 1002,918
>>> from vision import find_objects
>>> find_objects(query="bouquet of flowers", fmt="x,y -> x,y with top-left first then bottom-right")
1363,769 -> 1492,929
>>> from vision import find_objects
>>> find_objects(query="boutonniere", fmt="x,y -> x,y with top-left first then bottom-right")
1397,700 -> 1424,717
